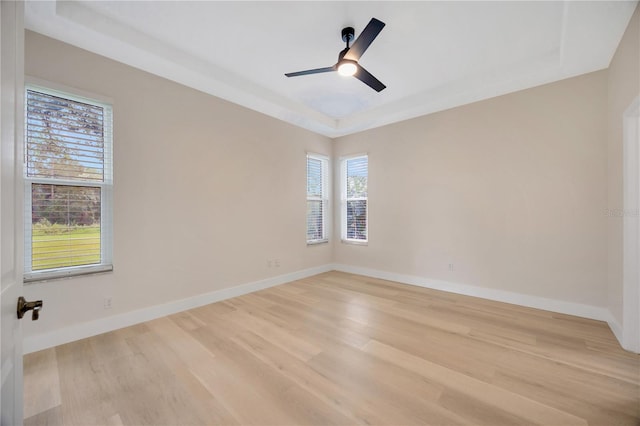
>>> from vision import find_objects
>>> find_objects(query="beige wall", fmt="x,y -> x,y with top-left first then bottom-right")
22,31 -> 332,338
334,71 -> 609,307
607,5 -> 640,325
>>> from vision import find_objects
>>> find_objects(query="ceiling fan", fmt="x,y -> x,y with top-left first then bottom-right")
285,18 -> 387,92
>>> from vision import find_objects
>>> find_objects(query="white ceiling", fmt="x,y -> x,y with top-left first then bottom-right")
25,1 -> 638,137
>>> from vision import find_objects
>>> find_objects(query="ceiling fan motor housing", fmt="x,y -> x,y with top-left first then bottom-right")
341,27 -> 355,43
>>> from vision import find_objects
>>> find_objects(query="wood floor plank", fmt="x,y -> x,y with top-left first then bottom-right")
362,339 -> 589,425
23,348 -> 61,420
228,330 -> 382,425
24,405 -> 63,426
125,326 -> 239,425
24,271 -> 640,425
54,340 -> 120,425
307,349 -> 461,425
491,369 -> 640,425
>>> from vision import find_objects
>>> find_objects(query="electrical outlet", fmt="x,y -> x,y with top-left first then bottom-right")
448,263 -> 455,272
104,297 -> 112,309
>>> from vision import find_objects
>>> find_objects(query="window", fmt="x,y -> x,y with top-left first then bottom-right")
341,155 -> 368,243
306,153 -> 329,244
24,84 -> 113,282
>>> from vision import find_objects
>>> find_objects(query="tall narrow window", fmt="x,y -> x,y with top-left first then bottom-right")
307,153 -> 329,244
24,85 -> 113,282
341,155 -> 368,243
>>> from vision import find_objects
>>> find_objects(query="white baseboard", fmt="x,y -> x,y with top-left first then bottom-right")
331,264 -> 612,323
25,263 -> 632,354
337,264 -> 637,353
23,264 -> 334,354
603,311 -> 624,346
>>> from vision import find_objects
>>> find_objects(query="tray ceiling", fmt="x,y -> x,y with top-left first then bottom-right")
25,1 -> 638,137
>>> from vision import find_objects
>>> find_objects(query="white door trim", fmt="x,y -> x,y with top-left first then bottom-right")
622,95 -> 640,353
0,0 -> 25,423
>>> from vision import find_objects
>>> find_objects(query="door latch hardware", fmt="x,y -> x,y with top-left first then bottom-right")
17,296 -> 43,320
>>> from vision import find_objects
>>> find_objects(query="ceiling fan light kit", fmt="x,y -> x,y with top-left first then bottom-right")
337,60 -> 357,76
285,18 -> 387,92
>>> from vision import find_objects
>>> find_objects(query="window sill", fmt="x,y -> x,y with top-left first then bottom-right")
24,264 -> 113,284
307,239 -> 329,246
341,239 -> 368,246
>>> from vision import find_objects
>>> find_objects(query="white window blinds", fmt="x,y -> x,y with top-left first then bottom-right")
25,86 -> 113,281
342,155 -> 368,242
26,90 -> 106,182
307,154 -> 329,243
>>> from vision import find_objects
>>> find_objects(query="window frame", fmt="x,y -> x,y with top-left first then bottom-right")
24,80 -> 114,283
306,153 -> 330,245
340,153 -> 368,245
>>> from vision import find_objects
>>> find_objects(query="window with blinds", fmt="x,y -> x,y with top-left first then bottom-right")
307,153 -> 329,244
341,155 -> 368,243
24,85 -> 113,282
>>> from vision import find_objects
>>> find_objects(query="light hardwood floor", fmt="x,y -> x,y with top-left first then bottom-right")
24,271 -> 639,425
